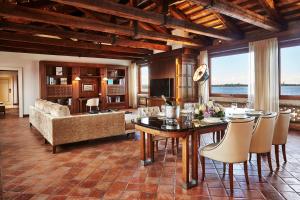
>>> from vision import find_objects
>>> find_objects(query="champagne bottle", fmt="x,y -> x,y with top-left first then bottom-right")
161,95 -> 173,106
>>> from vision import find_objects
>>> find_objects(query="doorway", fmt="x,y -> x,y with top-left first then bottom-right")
0,67 -> 23,117
0,70 -> 19,116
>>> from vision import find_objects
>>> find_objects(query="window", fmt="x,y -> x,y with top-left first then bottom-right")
210,52 -> 249,96
139,65 -> 149,93
280,45 -> 300,98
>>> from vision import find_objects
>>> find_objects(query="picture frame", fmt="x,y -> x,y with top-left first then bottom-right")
56,67 -> 63,76
82,84 -> 94,92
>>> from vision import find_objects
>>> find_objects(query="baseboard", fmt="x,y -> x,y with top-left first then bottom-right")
23,114 -> 29,118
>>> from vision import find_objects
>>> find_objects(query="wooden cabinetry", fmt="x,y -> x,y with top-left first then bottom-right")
40,61 -> 128,113
138,48 -> 198,107
103,67 -> 128,109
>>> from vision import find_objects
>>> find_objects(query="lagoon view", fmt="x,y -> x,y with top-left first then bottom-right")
212,85 -> 300,95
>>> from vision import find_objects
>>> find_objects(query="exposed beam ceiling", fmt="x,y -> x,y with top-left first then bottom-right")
0,31 -> 151,55
190,0 -> 283,31
51,0 -> 238,40
258,0 -> 286,25
0,45 -> 141,60
0,4 -> 204,47
0,22 -> 171,51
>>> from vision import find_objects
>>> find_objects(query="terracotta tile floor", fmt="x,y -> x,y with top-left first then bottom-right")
1,111 -> 300,199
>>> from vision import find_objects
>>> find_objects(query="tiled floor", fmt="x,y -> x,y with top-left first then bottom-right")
1,111 -> 300,199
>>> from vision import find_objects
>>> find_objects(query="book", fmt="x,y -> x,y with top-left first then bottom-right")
60,78 -> 67,85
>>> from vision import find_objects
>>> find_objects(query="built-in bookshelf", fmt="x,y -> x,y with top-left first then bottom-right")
40,61 -> 128,113
105,68 -> 128,108
41,65 -> 73,107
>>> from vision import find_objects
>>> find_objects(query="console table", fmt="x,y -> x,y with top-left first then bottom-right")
135,117 -> 227,189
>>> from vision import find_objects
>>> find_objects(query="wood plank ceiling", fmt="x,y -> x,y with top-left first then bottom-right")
0,0 -> 299,60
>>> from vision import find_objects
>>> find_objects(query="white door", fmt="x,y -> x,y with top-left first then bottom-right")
0,78 -> 10,104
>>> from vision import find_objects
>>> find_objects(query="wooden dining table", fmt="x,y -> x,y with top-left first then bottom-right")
135,117 -> 228,189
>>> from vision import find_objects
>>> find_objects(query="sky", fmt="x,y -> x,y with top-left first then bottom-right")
211,53 -> 249,85
281,45 -> 300,84
211,45 -> 300,85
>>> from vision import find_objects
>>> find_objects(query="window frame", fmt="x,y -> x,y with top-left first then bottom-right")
138,64 -> 149,94
208,49 -> 249,98
279,42 -> 300,100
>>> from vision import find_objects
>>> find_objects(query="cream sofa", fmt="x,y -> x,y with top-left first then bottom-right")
29,99 -> 125,153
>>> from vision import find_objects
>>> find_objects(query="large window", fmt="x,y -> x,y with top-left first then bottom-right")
139,65 -> 149,93
280,45 -> 300,98
210,52 -> 249,96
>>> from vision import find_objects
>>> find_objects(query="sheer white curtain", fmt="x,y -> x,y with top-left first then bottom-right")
128,62 -> 138,108
198,50 -> 209,103
248,38 -> 279,112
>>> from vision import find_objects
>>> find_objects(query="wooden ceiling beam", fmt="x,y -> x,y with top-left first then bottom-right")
0,22 -> 171,51
258,0 -> 286,26
51,0 -> 238,40
190,0 -> 283,31
0,31 -> 151,55
0,4 -> 203,47
0,46 -> 141,60
0,39 -> 144,59
215,14 -> 244,36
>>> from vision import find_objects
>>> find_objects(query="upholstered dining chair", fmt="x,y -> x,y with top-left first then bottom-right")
86,98 -> 99,112
200,117 -> 255,194
273,110 -> 291,167
137,106 -> 179,154
249,112 -> 277,180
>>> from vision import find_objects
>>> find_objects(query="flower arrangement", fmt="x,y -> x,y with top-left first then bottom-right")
194,101 -> 225,120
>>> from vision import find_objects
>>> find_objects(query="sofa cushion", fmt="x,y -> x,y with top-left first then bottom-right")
35,99 -> 47,111
43,101 -> 56,114
50,104 -> 70,117
138,106 -> 160,117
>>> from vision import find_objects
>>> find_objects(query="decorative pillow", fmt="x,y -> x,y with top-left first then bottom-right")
50,104 -> 70,117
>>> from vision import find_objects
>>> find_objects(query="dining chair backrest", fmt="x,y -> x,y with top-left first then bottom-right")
86,98 -> 99,107
250,112 -> 277,153
138,106 -> 160,118
273,110 -> 291,145
215,117 -> 255,163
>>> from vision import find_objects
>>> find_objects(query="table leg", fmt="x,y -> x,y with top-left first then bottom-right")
191,132 -> 198,186
221,130 -> 225,139
140,131 -> 146,165
147,133 -> 154,162
182,135 -> 189,189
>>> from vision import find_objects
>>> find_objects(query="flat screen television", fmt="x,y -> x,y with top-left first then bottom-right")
150,78 -> 174,98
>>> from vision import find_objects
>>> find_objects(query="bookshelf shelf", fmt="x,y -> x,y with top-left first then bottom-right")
40,61 -> 129,113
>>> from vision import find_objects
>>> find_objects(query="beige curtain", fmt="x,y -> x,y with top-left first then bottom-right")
248,38 -> 279,112
128,62 -> 138,108
198,50 -> 209,104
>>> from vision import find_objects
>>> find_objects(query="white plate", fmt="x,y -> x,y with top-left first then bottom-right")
246,110 -> 263,115
231,114 -> 248,119
202,117 -> 222,124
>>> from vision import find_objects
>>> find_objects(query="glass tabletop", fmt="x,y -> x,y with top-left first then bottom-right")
135,117 -> 228,132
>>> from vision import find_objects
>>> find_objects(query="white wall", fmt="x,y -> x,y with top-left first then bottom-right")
0,51 -> 131,115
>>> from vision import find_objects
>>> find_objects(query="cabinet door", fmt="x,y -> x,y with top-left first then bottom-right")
176,61 -> 197,103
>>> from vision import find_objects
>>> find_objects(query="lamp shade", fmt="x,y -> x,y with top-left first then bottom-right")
75,76 -> 81,81
193,64 -> 209,84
